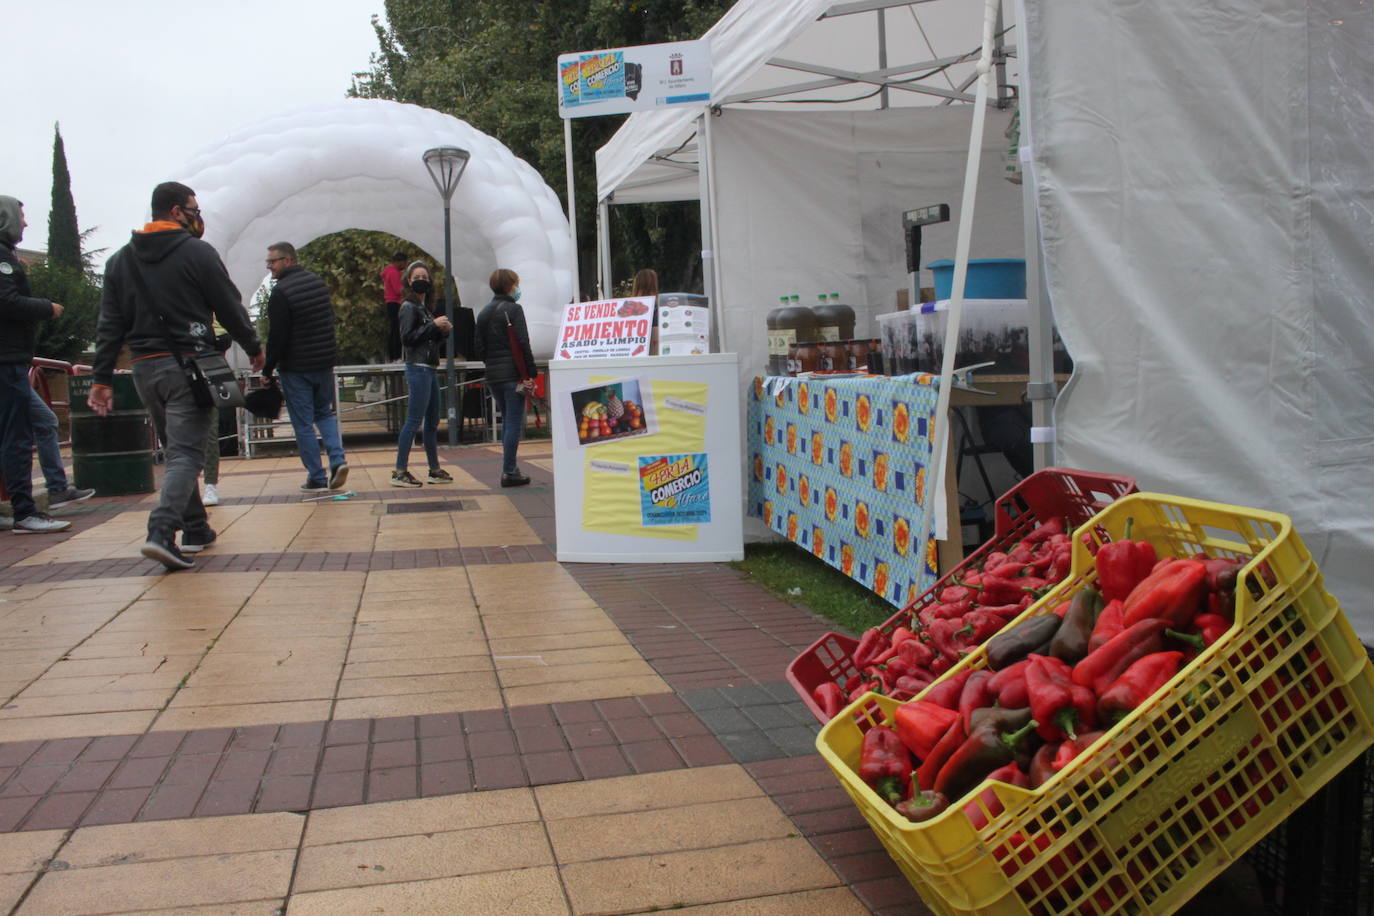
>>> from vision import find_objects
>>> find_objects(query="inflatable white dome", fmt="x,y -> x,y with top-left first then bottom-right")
175,98 -> 574,358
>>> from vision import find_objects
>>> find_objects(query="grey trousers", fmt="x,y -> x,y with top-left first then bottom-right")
131,356 -> 212,536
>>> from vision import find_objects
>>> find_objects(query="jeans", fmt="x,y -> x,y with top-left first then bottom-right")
28,386 -> 68,492
490,380 -> 525,475
278,370 -> 346,485
0,364 -> 37,519
131,356 -> 212,536
395,364 -> 439,472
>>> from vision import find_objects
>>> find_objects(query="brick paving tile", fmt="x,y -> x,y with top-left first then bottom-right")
269,746 -> 324,777
419,734 -> 467,764
789,806 -> 872,836
79,735 -> 139,761
468,730 -> 518,758
774,786 -> 854,817
367,766 -> 419,802
471,754 -> 527,790
163,754 -> 220,787
561,722 -> 616,749
515,727 -> 567,755
417,713 -> 463,737
752,767 -> 838,796
829,851 -> 906,885
463,708 -> 511,732
230,724 -> 280,750
608,717 -> 663,744
636,693 -> 689,715
652,712 -> 713,739
325,719 -> 371,745
0,796 -> 37,831
23,791 -> 96,830
194,779 -> 259,818
852,876 -> 930,913
81,787 -> 152,826
370,740 -> 418,769
53,760 -> 118,794
29,737 -> 92,766
2,765 -> 66,799
745,756 -> 829,779
311,771 -> 365,808
523,750 -> 580,785
670,735 -> 734,768
320,743 -> 368,773
279,721 -> 327,747
509,704 -> 557,728
107,756 -> 171,790
216,749 -> 271,783
257,775 -> 314,812
571,746 -> 633,780
179,727 -> 234,757
138,781 -> 205,821
595,697 -> 647,720
621,739 -> 684,774
372,716 -> 417,743
420,760 -> 473,797
552,701 -> 601,724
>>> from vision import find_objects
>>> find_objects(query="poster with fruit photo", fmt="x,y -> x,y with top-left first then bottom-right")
564,377 -> 657,448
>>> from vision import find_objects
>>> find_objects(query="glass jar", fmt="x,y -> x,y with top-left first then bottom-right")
819,340 -> 848,371
795,341 -> 822,375
845,339 -> 870,372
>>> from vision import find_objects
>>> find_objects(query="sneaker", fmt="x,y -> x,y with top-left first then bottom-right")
328,463 -> 350,490
48,486 -> 96,510
181,527 -> 218,554
300,479 -> 329,492
500,472 -> 531,488
426,468 -> 454,485
14,513 -> 72,534
202,483 -> 220,506
390,470 -> 423,488
141,528 -> 195,571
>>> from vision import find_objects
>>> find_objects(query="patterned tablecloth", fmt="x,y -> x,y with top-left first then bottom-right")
747,373 -> 941,608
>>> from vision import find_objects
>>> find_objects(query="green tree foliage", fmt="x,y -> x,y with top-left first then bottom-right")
350,0 -> 730,297
47,124 -> 82,270
27,257 -> 100,363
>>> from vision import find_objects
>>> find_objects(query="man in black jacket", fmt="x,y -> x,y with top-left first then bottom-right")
89,182 -> 263,571
262,242 -> 347,492
0,196 -> 72,533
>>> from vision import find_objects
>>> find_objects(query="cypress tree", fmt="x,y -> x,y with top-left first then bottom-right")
47,123 -> 82,269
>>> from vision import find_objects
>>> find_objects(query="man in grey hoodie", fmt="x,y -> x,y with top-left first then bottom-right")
0,196 -> 73,534
88,182 -> 263,570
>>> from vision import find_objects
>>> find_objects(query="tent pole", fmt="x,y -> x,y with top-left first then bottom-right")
697,111 -> 723,353
877,8 -> 890,110
914,0 -> 1001,586
564,117 -> 580,300
1022,151 -> 1056,469
597,199 -> 612,298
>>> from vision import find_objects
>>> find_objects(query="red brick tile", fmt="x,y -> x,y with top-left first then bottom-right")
609,718 -> 664,744
752,767 -> 838,796
371,740 -> 418,769
53,760 -> 118,794
773,786 -> 853,817
277,721 -> 326,747
561,722 -> 616,749
665,672 -> 747,691
671,735 -> 734,768
216,749 -> 271,783
81,787 -> 153,826
789,806 -> 871,836
420,761 -> 473,797
268,746 -> 322,777
851,876 -> 926,912
325,719 -> 370,746
256,775 -> 313,812
419,734 -> 467,764
809,827 -> 886,859
80,734 -> 139,762
745,756 -> 830,778
653,713 -> 713,739
320,744 -> 368,773
828,851 -> 905,885
163,754 -> 220,787
22,792 -> 96,830
637,693 -> 689,715
107,756 -> 170,790
417,713 -> 464,737
471,755 -> 527,791
621,740 -> 685,775
131,731 -> 186,758
595,698 -> 648,721
509,705 -> 557,728
515,727 -> 567,755
2,766 -> 65,798
29,737 -> 92,766
552,701 -> 601,725
371,717 -> 416,743
139,781 -> 205,821
0,796 -> 38,831
179,727 -> 234,756
194,779 -> 259,818
468,731 -> 517,758
229,724 -> 279,751
462,709 -> 510,732
570,745 -> 632,780
367,767 -> 418,803
312,771 -> 365,808
522,751 -> 580,786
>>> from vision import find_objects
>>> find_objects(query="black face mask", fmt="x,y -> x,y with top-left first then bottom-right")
410,278 -> 431,295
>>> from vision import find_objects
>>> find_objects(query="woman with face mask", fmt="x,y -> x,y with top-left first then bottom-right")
391,261 -> 455,487
474,268 -> 536,487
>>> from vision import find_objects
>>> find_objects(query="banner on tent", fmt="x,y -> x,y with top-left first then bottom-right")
557,40 -> 712,119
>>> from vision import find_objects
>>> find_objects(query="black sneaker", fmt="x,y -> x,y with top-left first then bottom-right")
328,463 -> 350,490
48,486 -> 96,510
141,529 -> 195,571
300,479 -> 329,492
390,470 -> 423,488
181,528 -> 218,554
500,472 -> 531,488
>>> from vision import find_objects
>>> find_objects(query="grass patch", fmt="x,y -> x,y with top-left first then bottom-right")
730,542 -> 895,635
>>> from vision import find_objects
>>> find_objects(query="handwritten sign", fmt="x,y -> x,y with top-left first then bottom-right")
553,297 -> 654,359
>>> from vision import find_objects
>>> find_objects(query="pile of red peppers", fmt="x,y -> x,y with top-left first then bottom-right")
853,522 -> 1249,826
813,517 -> 1074,719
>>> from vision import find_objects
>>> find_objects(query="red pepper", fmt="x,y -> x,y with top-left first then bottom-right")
969,574 -> 1040,606
1025,654 -> 1096,741
986,560 -> 1027,579
939,585 -> 975,604
981,551 -> 1009,570
889,672 -> 934,701
1096,650 -> 1186,723
894,700 -> 959,759
1087,598 -> 1125,653
870,626 -> 919,665
851,628 -> 891,669
847,679 -> 882,703
957,670 -> 996,731
1202,556 -> 1245,592
858,725 -> 913,805
1023,516 -> 1065,544
922,669 -> 973,709
894,638 -> 936,671
1121,558 -> 1208,627
959,610 -> 1008,644
928,617 -> 972,661
987,761 -> 1030,788
1192,612 -> 1232,647
934,717 -> 1040,802
988,659 -> 1031,708
1015,576 -> 1053,593
1006,542 -> 1034,564
1094,518 -> 1159,601
1072,618 -> 1172,694
1049,730 -> 1106,771
1028,742 -> 1061,787
915,717 -> 967,790
862,665 -> 894,693
812,682 -> 845,719
895,784 -> 949,822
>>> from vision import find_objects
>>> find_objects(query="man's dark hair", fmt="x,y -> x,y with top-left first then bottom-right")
391,251 -> 406,263
151,181 -> 196,220
269,241 -> 298,261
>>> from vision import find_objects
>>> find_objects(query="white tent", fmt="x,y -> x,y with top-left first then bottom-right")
176,99 -> 574,357
598,0 -> 1374,638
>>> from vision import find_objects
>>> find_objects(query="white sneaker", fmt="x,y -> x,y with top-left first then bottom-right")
202,484 -> 220,506
14,513 -> 72,534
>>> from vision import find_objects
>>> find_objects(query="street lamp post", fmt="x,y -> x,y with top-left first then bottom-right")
422,146 -> 471,447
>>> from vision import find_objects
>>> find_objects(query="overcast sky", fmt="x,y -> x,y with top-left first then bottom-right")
7,1 -> 387,268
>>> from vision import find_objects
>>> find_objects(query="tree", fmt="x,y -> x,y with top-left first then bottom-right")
350,0 -> 731,298
46,124 -> 82,270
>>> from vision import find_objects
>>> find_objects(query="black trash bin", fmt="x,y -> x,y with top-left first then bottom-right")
68,375 -> 155,495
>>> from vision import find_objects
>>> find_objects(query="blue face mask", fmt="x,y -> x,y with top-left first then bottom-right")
511,288 -> 522,301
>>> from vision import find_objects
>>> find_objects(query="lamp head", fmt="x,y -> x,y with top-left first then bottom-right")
423,146 -> 471,200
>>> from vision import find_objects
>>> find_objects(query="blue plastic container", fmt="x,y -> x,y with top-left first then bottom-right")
926,258 -> 1026,300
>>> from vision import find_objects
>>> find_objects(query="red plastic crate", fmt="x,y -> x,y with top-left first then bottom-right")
786,466 -> 1137,723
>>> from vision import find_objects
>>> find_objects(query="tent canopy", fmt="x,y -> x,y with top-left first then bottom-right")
177,99 -> 574,357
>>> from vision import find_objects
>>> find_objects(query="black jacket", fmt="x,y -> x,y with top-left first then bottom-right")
263,265 -> 337,374
474,295 -> 535,385
93,226 -> 260,386
399,298 -> 446,367
0,242 -> 52,365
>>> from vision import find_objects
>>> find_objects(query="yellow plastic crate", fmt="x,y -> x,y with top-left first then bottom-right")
816,492 -> 1374,916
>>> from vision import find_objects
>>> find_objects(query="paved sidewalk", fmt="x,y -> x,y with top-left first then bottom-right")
0,440 -> 935,915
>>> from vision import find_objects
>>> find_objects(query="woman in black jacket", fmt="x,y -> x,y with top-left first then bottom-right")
391,261 -> 454,487
474,268 -> 536,487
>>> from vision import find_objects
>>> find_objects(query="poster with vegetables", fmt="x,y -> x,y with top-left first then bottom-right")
639,454 -> 711,526
563,377 -> 656,448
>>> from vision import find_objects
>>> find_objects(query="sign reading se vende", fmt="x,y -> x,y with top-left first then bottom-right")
553,297 -> 655,360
